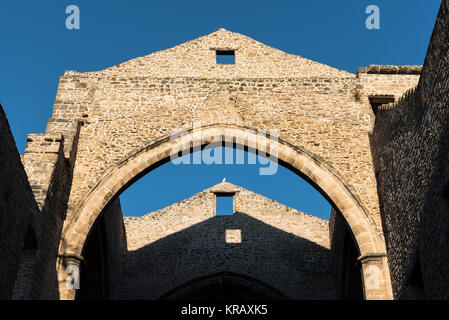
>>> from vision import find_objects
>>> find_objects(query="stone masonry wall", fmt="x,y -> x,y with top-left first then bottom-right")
0,104 -> 39,299
48,28 -> 423,241
20,134 -> 72,299
111,181 -> 335,299
18,119 -> 80,299
371,0 -> 449,299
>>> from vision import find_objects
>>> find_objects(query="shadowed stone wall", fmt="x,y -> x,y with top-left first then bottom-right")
371,0 -> 449,299
0,105 -> 38,299
0,109 -> 80,299
106,182 -> 335,299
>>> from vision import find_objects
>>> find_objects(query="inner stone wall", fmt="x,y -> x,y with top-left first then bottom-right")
107,181 -> 335,300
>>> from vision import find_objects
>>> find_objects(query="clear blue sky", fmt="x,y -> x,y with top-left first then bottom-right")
0,1 -> 441,218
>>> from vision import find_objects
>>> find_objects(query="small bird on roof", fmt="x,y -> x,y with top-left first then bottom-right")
222,178 -> 226,182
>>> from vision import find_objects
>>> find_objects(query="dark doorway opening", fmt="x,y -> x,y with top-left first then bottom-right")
340,230 -> 364,300
76,214 -> 110,300
12,225 -> 38,299
159,272 -> 288,300
404,257 -> 425,299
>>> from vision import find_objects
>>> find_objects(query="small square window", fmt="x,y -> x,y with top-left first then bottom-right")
216,50 -> 235,64
225,229 -> 241,243
216,194 -> 234,215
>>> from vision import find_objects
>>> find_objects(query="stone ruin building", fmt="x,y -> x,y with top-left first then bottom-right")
0,0 -> 448,300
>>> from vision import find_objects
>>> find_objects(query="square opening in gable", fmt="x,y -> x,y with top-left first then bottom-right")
216,50 -> 235,64
216,193 -> 234,215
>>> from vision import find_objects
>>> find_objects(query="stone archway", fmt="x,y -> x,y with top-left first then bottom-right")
159,272 -> 290,300
57,124 -> 392,300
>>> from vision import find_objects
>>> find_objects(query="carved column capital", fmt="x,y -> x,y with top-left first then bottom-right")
358,252 -> 387,264
57,253 -> 84,267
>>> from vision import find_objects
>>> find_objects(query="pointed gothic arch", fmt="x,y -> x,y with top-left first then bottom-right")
56,124 -> 392,299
